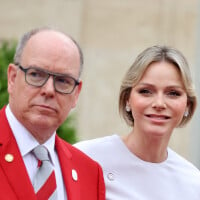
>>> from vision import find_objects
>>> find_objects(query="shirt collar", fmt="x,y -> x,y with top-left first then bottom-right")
5,105 -> 57,166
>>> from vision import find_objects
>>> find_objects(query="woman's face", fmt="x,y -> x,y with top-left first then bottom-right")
128,61 -> 188,138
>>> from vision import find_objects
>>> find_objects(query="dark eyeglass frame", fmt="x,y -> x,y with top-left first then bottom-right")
16,64 -> 80,94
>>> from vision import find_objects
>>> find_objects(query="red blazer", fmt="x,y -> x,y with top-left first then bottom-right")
0,107 -> 105,200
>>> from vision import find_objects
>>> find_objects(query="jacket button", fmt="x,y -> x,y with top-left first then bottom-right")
107,172 -> 115,181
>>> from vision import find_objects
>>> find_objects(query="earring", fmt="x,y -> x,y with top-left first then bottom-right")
125,105 -> 131,112
184,109 -> 189,117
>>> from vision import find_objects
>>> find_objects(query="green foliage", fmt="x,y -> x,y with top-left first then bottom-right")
0,40 -> 78,144
57,113 -> 78,144
0,40 -> 16,108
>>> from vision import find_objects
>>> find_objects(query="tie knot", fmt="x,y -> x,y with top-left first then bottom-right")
33,145 -> 49,161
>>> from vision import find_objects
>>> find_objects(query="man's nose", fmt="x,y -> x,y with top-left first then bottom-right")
40,76 -> 55,96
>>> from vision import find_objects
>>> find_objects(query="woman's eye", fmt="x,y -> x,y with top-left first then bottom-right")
139,89 -> 151,94
168,90 -> 181,96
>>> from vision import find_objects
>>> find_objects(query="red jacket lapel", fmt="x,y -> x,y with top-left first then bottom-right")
0,107 -> 36,200
55,136 -> 81,200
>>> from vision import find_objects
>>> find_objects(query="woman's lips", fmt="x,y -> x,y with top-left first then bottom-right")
146,114 -> 170,120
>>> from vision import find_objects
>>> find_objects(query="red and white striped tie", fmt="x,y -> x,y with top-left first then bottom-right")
33,145 -> 57,200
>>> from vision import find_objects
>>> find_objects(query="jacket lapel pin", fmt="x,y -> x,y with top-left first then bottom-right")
5,154 -> 14,162
72,169 -> 78,181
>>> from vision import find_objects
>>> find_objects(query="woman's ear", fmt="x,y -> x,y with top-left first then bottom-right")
184,107 -> 189,117
126,101 -> 131,112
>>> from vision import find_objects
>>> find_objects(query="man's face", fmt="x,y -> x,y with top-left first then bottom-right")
7,31 -> 82,142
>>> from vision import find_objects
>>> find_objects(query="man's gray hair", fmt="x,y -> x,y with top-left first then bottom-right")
14,27 -> 84,77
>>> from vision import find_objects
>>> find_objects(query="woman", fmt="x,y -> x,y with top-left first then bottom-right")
75,45 -> 200,199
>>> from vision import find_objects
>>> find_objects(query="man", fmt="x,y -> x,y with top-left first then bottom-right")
0,27 -> 105,199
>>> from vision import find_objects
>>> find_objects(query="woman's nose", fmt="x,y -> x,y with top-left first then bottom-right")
152,94 -> 166,110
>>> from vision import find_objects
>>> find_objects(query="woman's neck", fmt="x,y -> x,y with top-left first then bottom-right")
121,130 -> 169,163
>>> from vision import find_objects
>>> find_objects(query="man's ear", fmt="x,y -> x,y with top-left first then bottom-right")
7,64 -> 18,94
72,80 -> 82,108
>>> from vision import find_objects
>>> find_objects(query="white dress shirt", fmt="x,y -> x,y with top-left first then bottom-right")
6,105 -> 67,199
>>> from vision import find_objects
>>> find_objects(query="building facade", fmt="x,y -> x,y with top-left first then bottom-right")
0,0 -> 199,167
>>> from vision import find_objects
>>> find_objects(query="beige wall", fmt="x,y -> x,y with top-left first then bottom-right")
0,0 -> 199,165
0,0 -> 83,40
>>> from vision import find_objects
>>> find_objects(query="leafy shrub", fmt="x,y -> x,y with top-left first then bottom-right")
0,40 -> 16,108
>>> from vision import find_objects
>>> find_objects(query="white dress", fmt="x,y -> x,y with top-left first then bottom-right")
74,134 -> 200,200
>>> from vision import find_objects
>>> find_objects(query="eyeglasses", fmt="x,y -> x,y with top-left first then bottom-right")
17,64 -> 80,94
